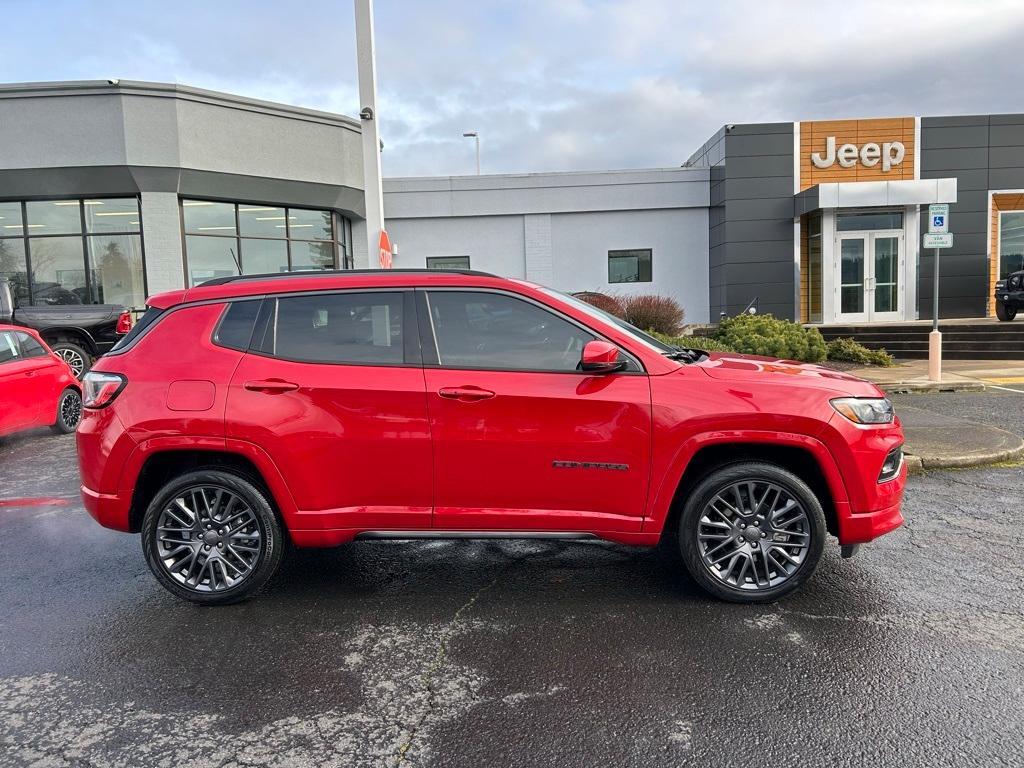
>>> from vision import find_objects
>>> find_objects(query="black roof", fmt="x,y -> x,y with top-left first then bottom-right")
199,268 -> 498,287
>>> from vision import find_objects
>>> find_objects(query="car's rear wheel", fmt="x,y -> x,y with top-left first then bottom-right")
141,470 -> 284,605
996,301 -> 1017,321
51,341 -> 91,378
678,462 -> 825,603
51,387 -> 82,433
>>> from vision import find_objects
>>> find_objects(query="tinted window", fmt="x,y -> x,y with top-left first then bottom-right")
608,249 -> 652,283
15,332 -> 47,358
426,256 -> 470,270
0,332 -> 21,364
214,300 -> 262,351
270,292 -> 404,364
426,291 -> 593,372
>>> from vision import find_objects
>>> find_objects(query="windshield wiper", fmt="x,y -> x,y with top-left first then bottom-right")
662,346 -> 704,363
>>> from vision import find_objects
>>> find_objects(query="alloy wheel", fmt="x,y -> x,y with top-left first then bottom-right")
59,390 -> 82,429
57,348 -> 86,378
155,485 -> 264,593
696,480 -> 811,591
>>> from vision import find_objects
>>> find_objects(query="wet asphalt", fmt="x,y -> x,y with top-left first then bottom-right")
1,408 -> 1022,767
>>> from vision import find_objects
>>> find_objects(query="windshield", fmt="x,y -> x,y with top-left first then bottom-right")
540,288 -> 680,355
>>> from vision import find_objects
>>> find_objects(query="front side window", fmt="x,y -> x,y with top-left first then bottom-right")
264,292 -> 404,365
181,199 -> 351,286
608,249 -> 652,283
426,256 -> 470,270
426,291 -> 593,372
15,332 -> 47,358
0,331 -> 21,364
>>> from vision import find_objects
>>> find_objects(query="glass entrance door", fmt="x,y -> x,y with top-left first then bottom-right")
836,231 -> 903,322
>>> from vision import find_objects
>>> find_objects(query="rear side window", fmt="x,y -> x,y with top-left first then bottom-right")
15,332 -> 47,358
111,306 -> 164,352
262,292 -> 404,365
213,300 -> 261,351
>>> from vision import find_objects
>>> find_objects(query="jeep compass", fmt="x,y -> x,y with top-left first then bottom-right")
77,269 -> 906,604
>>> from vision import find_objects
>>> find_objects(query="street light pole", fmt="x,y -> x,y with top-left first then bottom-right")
354,0 -> 385,266
463,131 -> 480,175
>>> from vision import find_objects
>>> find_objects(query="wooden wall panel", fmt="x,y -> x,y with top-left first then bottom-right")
800,118 -> 916,191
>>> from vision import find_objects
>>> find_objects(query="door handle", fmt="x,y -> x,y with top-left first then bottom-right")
438,386 -> 496,402
244,379 -> 299,393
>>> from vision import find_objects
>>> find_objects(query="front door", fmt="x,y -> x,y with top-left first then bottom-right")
836,231 -> 904,322
419,289 -> 652,533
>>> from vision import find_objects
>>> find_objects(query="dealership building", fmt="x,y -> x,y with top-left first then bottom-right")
1,79 -> 1023,327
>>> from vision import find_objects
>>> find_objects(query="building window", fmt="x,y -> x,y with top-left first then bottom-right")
0,198 -> 145,309
836,211 -> 903,231
806,213 -> 823,323
608,249 -> 652,283
426,256 -> 470,270
181,199 -> 351,286
999,211 -> 1024,278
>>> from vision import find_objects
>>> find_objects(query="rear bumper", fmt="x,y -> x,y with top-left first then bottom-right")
81,484 -> 132,532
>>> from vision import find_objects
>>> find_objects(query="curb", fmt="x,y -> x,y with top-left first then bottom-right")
905,430 -> 1024,473
877,381 -> 986,394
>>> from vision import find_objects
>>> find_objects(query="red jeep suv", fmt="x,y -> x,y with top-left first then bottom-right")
77,270 -> 905,605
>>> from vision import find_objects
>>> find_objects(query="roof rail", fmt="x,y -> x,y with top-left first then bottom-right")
198,268 -> 498,287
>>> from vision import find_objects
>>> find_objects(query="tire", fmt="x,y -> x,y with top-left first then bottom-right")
141,469 -> 285,605
677,462 -> 826,603
51,387 -> 82,434
996,301 -> 1017,322
50,341 -> 92,379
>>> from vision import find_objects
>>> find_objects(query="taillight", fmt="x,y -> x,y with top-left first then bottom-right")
82,372 -> 127,409
116,311 -> 133,335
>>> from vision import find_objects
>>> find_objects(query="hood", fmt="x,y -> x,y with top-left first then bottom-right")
695,351 -> 884,397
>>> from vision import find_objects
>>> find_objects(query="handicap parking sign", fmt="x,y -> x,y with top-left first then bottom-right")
928,204 -> 949,234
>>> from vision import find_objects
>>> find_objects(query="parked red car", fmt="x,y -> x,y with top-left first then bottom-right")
76,270 -> 905,605
0,324 -> 82,437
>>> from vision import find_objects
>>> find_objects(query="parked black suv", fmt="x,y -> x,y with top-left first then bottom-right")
995,270 -> 1024,321
0,278 -> 131,377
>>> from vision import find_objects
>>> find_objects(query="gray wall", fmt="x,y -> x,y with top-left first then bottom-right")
920,114 -> 1024,319
688,123 -> 796,320
377,169 -> 712,322
0,80 -> 365,295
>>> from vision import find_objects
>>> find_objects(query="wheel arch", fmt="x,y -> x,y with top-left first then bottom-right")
40,327 -> 99,355
652,434 -> 847,541
127,445 -> 294,535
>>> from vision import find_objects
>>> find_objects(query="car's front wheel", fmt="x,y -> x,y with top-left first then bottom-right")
996,301 -> 1017,321
678,462 -> 826,603
141,470 -> 284,605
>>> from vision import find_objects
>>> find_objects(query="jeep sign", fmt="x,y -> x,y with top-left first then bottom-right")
810,136 -> 906,172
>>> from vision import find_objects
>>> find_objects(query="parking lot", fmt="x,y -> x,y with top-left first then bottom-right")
1,417 -> 1022,768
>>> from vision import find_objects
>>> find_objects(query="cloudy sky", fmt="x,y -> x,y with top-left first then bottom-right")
3,0 -> 1023,176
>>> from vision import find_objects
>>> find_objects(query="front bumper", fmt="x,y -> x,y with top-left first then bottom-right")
995,288 -> 1024,306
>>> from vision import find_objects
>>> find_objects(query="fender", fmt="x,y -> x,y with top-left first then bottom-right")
116,436 -> 300,527
644,430 -> 850,533
39,325 -> 99,354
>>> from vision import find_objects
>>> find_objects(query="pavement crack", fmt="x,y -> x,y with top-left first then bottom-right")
392,569 -> 504,766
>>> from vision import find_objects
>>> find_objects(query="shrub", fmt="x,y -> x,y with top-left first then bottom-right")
825,337 -> 895,367
573,291 -> 626,318
714,313 -> 827,363
622,294 -> 685,336
647,330 -> 738,355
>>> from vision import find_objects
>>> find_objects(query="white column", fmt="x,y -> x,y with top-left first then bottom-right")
139,191 -> 185,296
354,0 -> 385,266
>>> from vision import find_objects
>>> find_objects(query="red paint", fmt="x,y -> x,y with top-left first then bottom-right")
0,496 -> 70,508
0,324 -> 80,439
76,272 -> 905,561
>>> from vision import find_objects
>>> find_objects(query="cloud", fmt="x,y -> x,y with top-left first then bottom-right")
2,0 -> 1023,176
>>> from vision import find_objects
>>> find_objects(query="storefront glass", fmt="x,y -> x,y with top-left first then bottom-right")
999,211 -> 1024,278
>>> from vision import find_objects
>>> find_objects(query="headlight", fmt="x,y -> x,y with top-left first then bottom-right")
996,280 -> 1007,290
830,397 -> 894,425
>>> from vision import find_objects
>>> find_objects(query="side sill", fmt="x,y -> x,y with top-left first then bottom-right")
354,530 -> 601,541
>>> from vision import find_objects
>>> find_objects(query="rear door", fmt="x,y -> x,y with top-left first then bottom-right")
419,289 -> 652,533
225,290 -> 433,531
